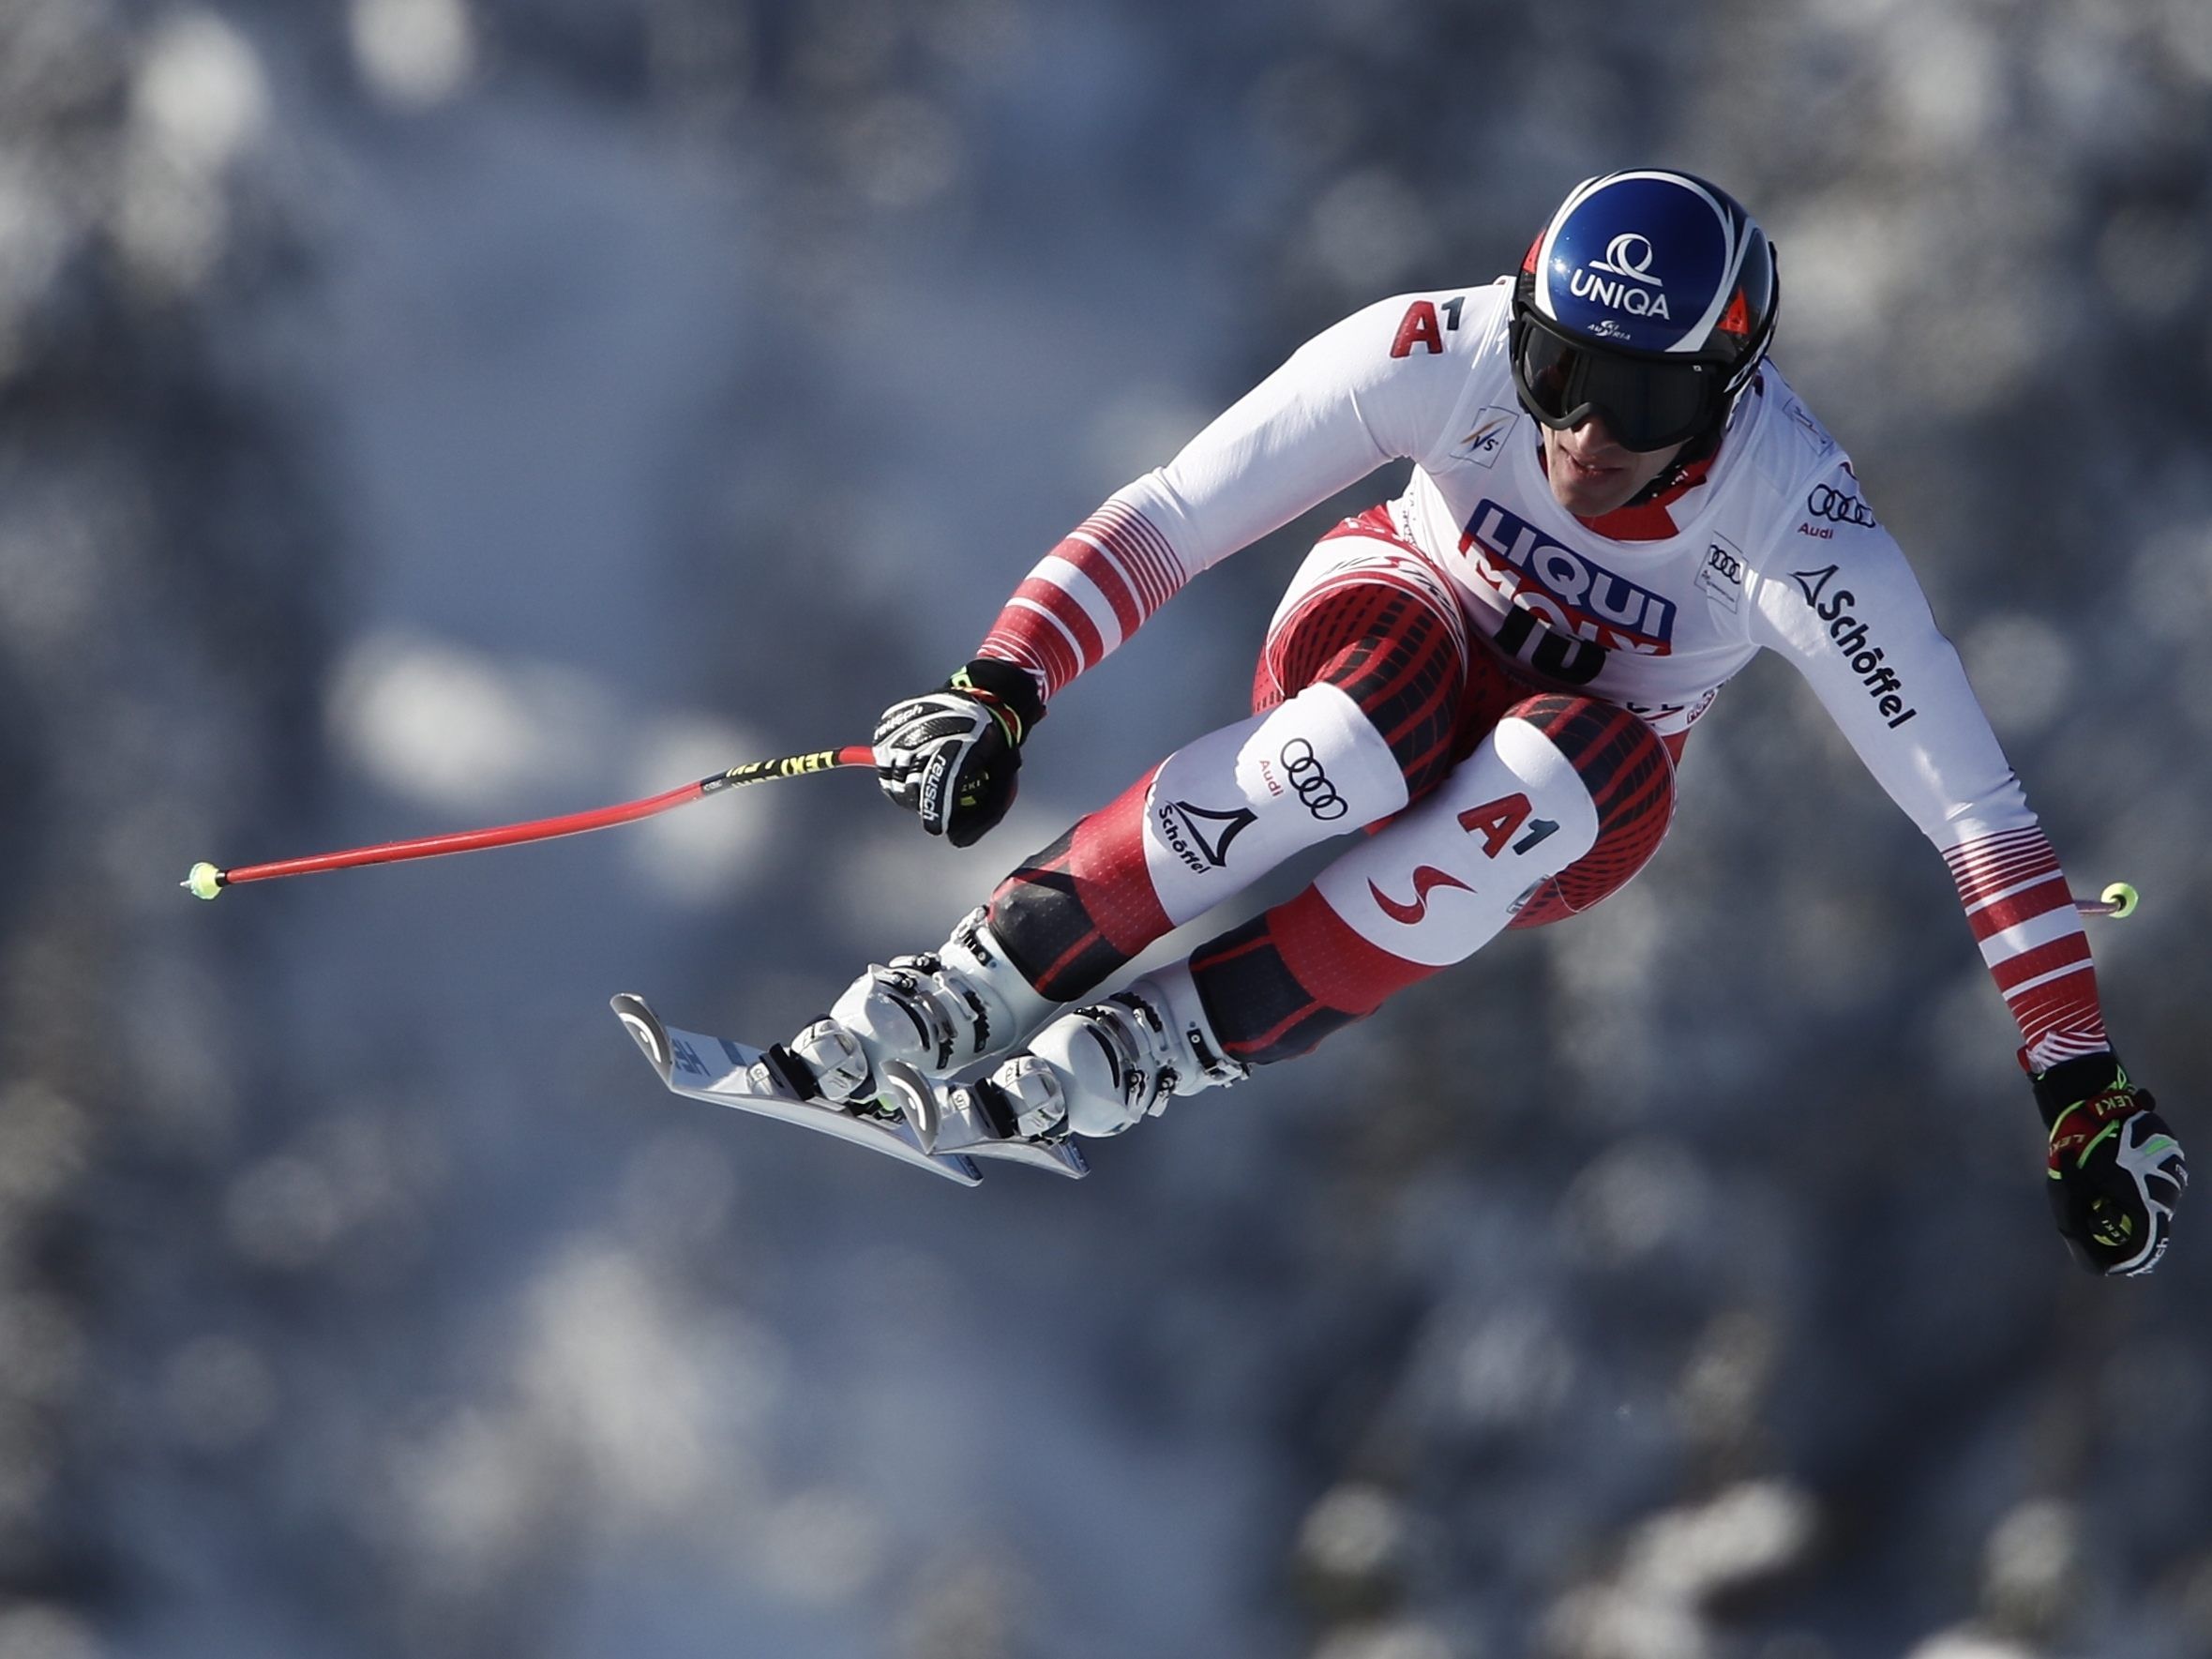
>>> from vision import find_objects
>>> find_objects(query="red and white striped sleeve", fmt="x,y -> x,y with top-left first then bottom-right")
974,288 -> 1495,704
976,497 -> 1191,703
1748,461 -> 2116,1074
1943,826 -> 2110,1068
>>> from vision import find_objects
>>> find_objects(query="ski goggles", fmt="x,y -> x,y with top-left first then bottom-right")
1510,312 -> 1724,454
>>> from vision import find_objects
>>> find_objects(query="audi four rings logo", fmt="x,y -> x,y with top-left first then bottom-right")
1588,232 -> 1661,287
1805,483 -> 1878,528
1279,739 -> 1347,820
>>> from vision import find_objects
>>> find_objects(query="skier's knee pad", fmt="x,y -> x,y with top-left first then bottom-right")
1312,702 -> 1605,967
1142,681 -> 1410,928
1254,562 -> 1467,803
1497,695 -> 1675,929
1192,699 -> 1671,1063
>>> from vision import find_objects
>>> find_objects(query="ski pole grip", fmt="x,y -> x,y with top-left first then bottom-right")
710,747 -> 874,791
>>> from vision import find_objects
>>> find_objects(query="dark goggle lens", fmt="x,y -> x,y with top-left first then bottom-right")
1514,324 -> 1716,453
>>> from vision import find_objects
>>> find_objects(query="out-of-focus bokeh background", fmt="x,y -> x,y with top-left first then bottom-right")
5,2 -> 2209,1655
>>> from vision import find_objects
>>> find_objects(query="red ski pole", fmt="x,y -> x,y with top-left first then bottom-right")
181,745 -> 878,899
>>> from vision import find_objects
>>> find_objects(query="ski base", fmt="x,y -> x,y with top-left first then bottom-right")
611,994 -> 983,1186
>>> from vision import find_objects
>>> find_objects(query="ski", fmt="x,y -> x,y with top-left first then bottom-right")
609,995 -> 1091,1184
899,1068 -> 1091,1180
611,993 -> 983,1185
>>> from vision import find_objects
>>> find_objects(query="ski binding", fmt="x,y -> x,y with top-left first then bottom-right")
880,1062 -> 1090,1179
609,994 -> 1088,1184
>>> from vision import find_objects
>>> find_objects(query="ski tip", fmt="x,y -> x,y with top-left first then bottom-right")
609,993 -> 674,1081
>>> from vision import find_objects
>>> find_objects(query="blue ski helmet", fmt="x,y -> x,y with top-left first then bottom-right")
1510,170 -> 1779,453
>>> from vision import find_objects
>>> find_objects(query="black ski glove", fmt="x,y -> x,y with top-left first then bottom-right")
872,657 -> 1045,847
2032,1053 -> 2188,1276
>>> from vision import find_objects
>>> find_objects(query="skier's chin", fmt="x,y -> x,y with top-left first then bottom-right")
1546,459 -> 1639,518
1542,429 -> 1678,519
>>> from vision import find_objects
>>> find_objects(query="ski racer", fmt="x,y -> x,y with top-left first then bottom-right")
782,169 -> 2186,1274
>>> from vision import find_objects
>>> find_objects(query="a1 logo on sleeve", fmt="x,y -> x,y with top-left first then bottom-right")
1390,294 -> 1467,358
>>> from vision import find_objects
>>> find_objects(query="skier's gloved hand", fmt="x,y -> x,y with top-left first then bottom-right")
873,657 -> 1045,847
2032,1053 -> 2188,1276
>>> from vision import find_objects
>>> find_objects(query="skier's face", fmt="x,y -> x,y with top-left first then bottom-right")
1542,415 -> 1686,520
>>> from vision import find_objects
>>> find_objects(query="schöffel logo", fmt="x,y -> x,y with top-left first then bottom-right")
1572,232 -> 1672,319
1462,501 -> 1677,655
1156,800 -> 1256,873
1791,565 -> 1918,730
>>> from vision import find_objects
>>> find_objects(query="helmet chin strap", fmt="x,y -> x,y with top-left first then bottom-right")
1617,418 -> 1723,509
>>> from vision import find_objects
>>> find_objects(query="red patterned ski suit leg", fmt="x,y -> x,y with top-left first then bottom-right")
986,507 -> 1680,1066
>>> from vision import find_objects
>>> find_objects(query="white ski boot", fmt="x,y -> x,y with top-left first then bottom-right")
785,908 -> 1055,1108
971,963 -> 1248,1142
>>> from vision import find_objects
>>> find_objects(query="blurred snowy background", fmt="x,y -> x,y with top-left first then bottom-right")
5,1 -> 2211,1655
